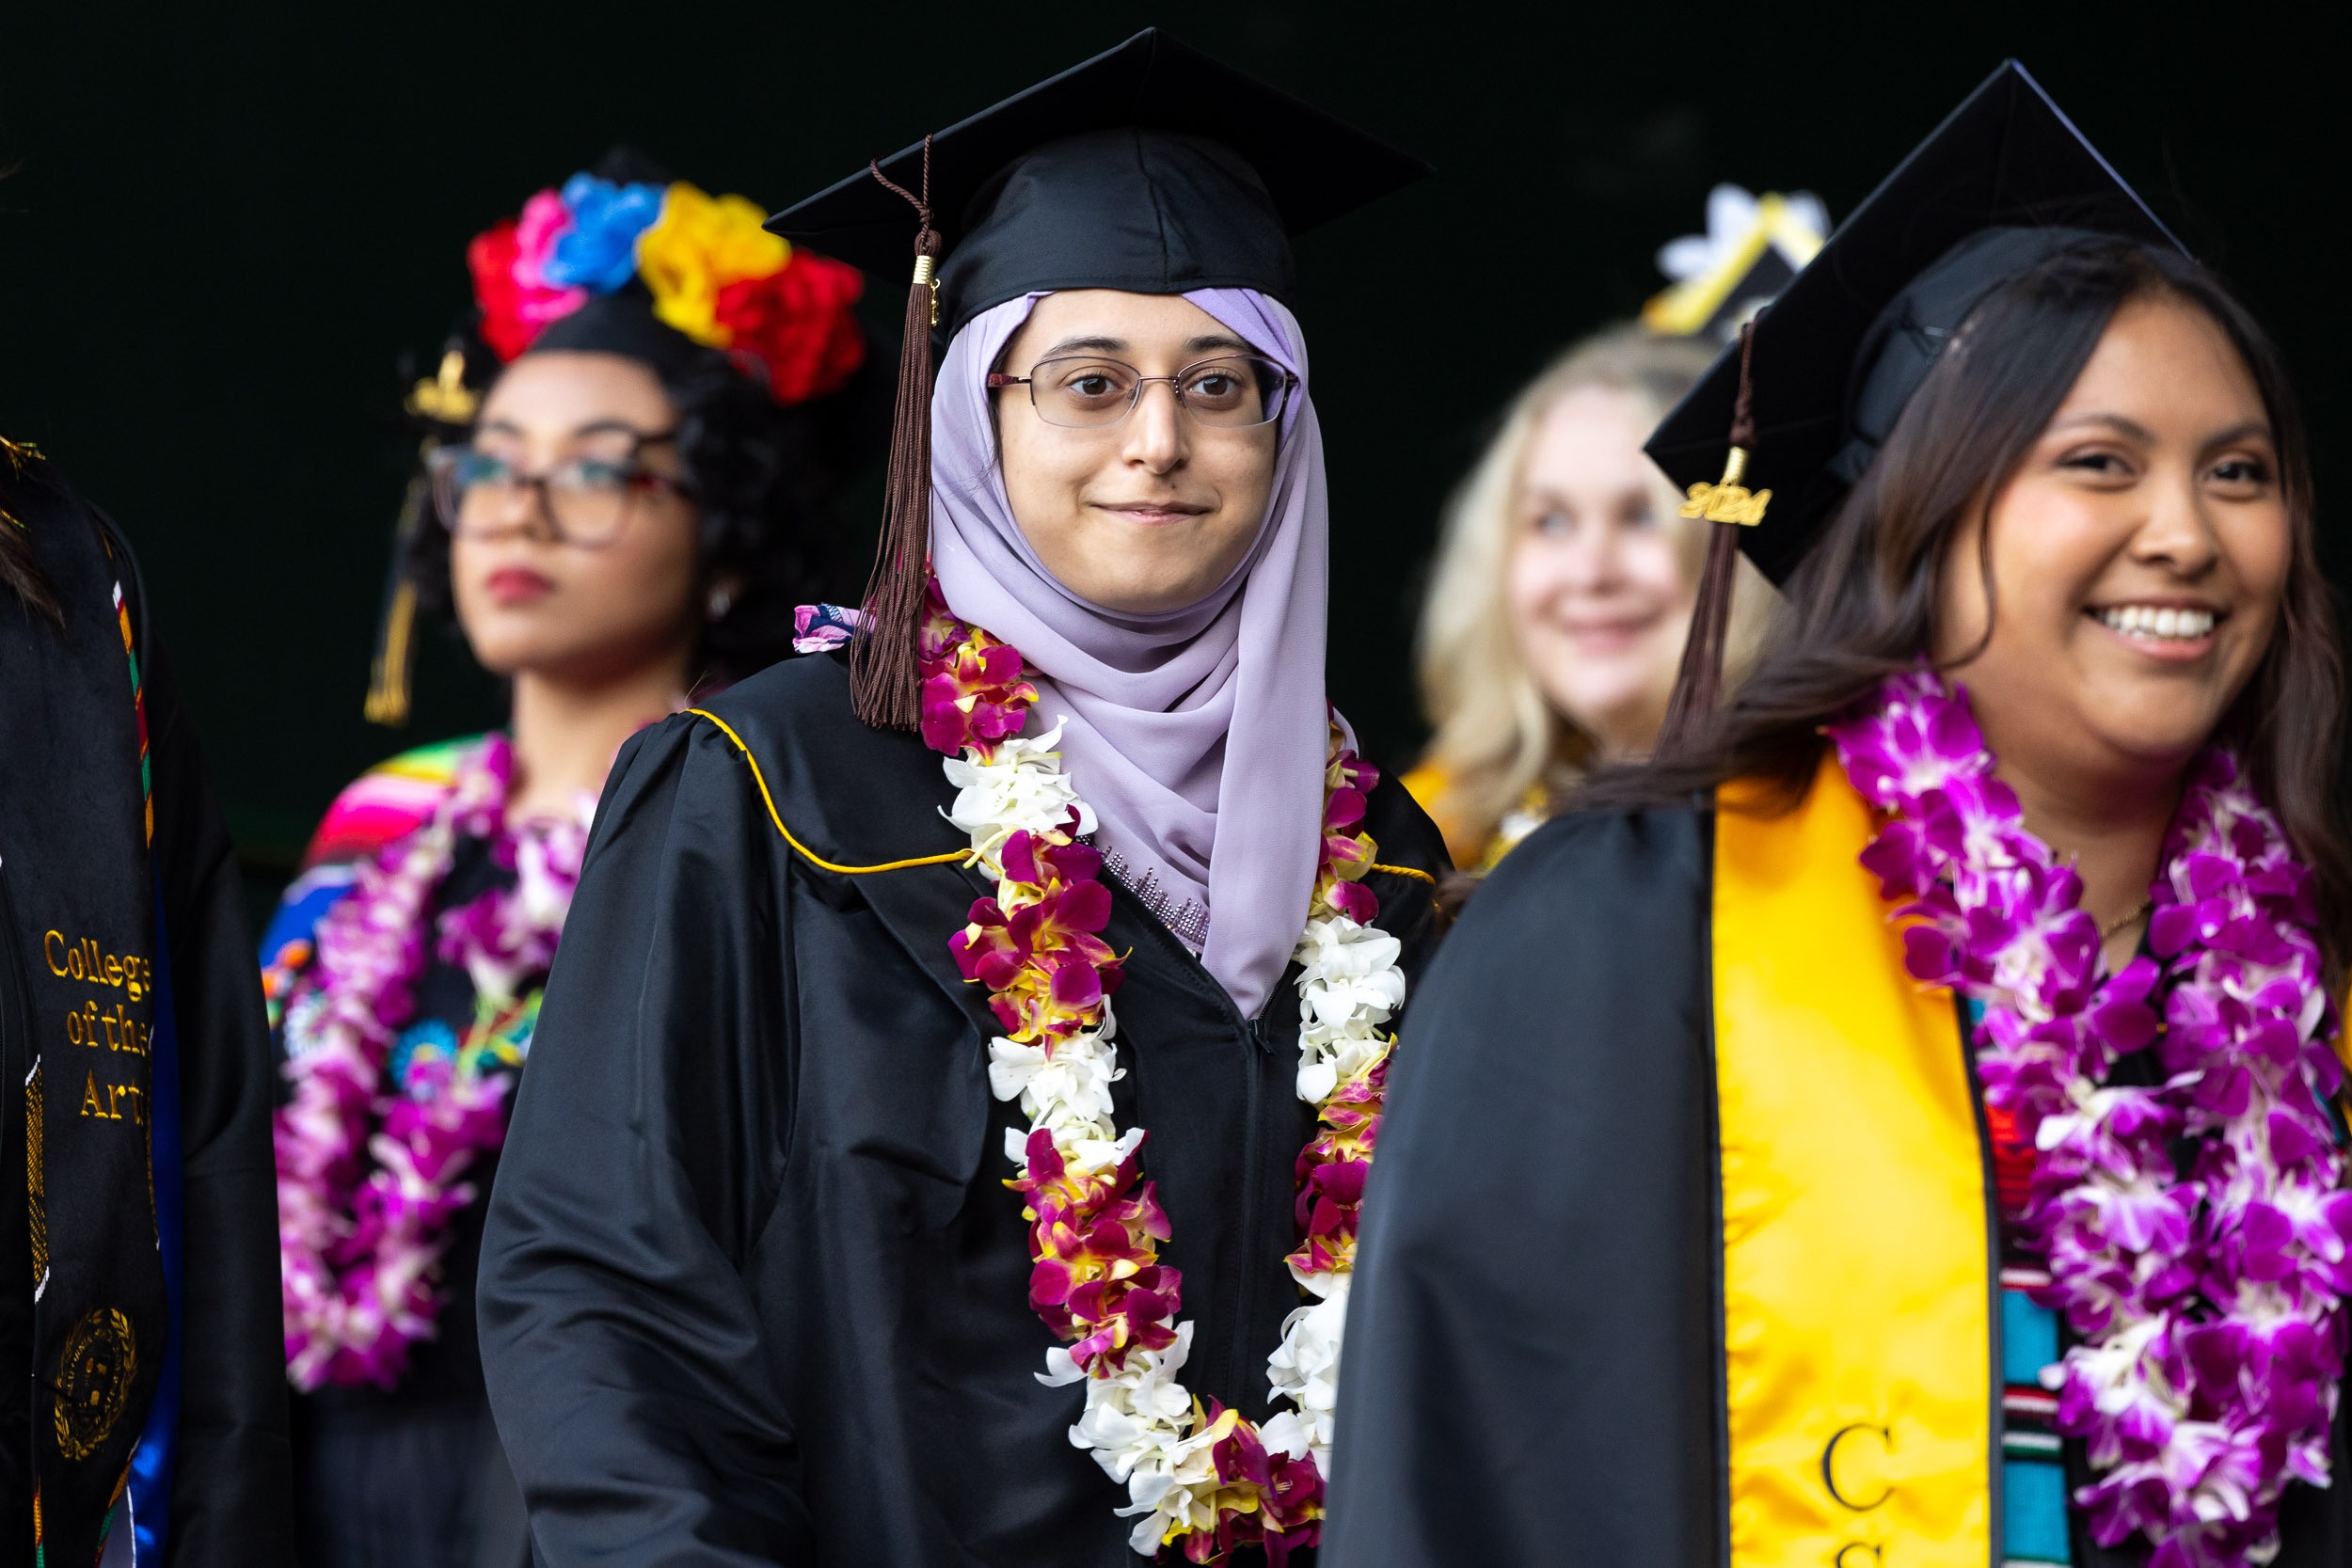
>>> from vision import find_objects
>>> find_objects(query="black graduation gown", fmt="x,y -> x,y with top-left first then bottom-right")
0,457 -> 293,1565
477,650 -> 1448,1566
1323,791 -> 2352,1568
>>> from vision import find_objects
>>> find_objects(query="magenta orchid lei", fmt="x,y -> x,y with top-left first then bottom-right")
912,584 -> 1402,1563
274,734 -> 590,1390
1828,668 -> 2352,1568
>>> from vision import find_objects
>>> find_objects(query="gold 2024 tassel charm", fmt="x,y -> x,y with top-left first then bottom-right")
1677,443 -> 1771,527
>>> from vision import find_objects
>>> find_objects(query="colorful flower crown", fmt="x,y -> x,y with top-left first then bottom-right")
467,173 -> 866,404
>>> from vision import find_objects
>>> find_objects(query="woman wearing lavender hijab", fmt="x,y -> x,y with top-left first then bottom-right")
477,32 -> 1446,1567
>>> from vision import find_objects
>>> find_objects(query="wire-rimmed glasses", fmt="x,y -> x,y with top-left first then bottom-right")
986,355 -> 1296,430
427,431 -> 683,547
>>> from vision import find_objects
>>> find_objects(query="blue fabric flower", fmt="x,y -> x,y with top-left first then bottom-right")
389,1018 -> 458,1098
543,173 -> 667,293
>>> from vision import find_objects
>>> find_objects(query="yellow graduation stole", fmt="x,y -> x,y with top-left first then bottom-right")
1713,757 -> 1993,1566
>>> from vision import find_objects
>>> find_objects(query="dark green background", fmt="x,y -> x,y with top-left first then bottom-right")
5,3 -> 2343,896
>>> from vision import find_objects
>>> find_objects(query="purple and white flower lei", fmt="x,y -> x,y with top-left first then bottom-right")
1828,668 -> 2352,1568
275,734 -> 588,1390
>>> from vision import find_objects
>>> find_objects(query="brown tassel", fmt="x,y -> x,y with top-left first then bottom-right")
850,136 -> 944,731
1657,322 -> 1769,758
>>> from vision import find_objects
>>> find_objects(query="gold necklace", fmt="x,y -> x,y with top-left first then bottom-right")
2100,895 -> 2154,942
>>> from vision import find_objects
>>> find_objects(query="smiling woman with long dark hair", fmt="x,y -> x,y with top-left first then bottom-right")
258,162 -> 866,1568
1331,67 -> 2352,1568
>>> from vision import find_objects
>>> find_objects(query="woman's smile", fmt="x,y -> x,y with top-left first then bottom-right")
1557,607 -> 1664,657
1090,498 -> 1213,527
2086,597 -> 2224,661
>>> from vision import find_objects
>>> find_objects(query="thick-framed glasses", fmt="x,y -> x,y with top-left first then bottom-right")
428,431 -> 683,547
986,355 -> 1296,430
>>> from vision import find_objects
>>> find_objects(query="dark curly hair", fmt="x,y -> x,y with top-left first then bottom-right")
405,342 -> 870,686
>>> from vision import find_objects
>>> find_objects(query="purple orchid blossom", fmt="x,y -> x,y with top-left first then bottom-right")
276,733 -> 588,1390
1828,669 -> 2345,1566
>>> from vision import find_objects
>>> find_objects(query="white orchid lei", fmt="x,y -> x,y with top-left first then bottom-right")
911,584 -> 1406,1563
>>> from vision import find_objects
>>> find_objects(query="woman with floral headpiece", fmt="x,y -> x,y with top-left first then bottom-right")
260,154 -> 868,1567
1332,67 -> 2352,1568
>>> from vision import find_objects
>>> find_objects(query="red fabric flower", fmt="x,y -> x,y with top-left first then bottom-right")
712,248 -> 867,404
467,221 -> 538,362
466,214 -> 587,363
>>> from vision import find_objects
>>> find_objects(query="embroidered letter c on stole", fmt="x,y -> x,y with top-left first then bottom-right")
1711,759 -> 1994,1565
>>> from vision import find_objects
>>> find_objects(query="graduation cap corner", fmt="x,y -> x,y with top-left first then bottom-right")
1647,58 -> 2185,750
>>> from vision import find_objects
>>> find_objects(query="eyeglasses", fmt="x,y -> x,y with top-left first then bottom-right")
428,431 -> 683,547
987,355 -> 1296,430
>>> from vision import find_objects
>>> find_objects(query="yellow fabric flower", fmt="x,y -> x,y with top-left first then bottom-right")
635,182 -> 791,347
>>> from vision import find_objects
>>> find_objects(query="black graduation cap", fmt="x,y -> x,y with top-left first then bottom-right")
1645,59 -> 2182,589
771,28 -> 1429,729
770,27 -> 1432,341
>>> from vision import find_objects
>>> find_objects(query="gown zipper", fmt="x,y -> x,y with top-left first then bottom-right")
1232,1013 -> 1266,1415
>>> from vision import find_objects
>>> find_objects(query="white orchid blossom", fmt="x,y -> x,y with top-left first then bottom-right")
1266,1281 -> 1350,1470
988,1019 -> 1123,1142
944,720 -> 1099,862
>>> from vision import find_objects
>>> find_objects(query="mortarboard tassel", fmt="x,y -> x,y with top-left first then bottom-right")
370,356 -> 482,727
1657,320 -> 1770,757
364,461 -> 433,727
851,137 -> 944,731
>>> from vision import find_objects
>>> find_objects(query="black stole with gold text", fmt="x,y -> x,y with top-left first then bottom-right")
0,457 -> 168,1562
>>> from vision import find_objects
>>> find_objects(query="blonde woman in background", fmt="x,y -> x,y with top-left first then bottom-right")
1405,326 -> 1778,868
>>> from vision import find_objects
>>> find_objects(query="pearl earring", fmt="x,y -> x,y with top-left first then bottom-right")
707,584 -> 734,621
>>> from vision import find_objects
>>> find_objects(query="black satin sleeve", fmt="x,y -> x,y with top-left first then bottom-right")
119,523 -> 296,1566
477,713 -> 809,1562
1324,805 -> 1725,1568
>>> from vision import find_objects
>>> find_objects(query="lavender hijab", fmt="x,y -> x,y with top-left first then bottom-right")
930,288 -> 1332,1018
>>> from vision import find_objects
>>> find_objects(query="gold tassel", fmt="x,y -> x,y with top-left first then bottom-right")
365,465 -> 431,727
